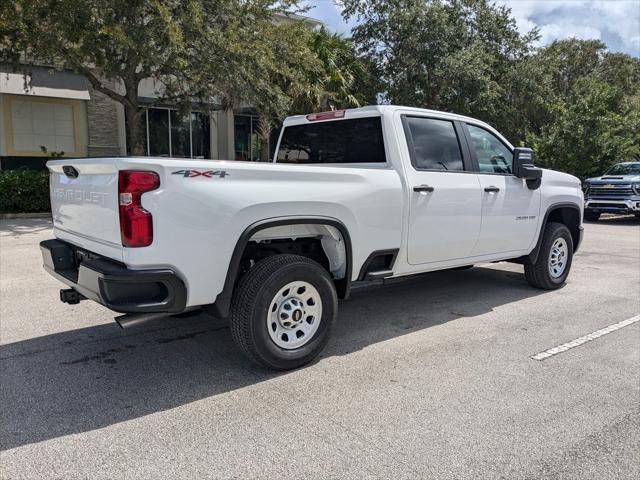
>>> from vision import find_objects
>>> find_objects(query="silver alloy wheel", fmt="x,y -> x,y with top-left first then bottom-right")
266,281 -> 323,350
548,237 -> 569,278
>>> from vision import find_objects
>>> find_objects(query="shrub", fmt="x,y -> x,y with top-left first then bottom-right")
0,169 -> 51,213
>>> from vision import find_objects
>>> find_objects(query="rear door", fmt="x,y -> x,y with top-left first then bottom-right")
402,115 -> 482,265
462,123 -> 541,255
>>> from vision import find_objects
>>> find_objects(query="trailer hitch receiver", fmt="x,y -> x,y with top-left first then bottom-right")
60,288 -> 86,305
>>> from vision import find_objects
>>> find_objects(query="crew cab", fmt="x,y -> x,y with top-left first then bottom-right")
41,106 -> 584,369
583,161 -> 640,221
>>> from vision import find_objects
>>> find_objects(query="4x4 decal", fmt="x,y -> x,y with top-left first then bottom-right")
172,170 -> 229,178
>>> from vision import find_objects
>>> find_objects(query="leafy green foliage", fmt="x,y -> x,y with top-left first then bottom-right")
251,26 -> 377,160
304,27 -> 378,111
342,1 -> 640,178
1,0 -> 303,154
527,77 -> 640,179
342,0 -> 539,141
0,170 -> 50,213
525,39 -> 640,178
2,0 -> 638,179
2,1 -> 374,161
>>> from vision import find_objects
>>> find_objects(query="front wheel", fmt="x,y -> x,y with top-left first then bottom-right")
230,254 -> 338,370
524,222 -> 574,290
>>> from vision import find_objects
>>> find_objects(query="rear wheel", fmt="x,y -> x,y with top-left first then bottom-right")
230,254 -> 338,370
584,211 -> 600,221
524,222 -> 573,290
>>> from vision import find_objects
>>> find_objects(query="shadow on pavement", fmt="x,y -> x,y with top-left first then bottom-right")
0,218 -> 52,237
1,266 -> 544,451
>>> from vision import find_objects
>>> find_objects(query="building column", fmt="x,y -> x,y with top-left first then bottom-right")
212,109 -> 235,160
86,82 -> 123,157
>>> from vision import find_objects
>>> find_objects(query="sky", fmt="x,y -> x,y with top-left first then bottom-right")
303,0 -> 640,57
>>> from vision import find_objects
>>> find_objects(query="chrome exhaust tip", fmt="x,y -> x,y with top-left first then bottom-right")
115,312 -> 169,329
114,308 -> 199,329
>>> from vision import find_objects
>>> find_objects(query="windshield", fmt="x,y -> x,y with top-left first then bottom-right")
604,163 -> 640,175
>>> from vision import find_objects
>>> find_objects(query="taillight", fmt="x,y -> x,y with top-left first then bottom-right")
118,170 -> 160,247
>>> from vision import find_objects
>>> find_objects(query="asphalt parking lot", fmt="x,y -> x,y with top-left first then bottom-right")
1,216 -> 639,479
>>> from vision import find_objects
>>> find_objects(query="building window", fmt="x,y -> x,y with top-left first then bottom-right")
3,95 -> 83,157
234,114 -> 259,161
233,114 -> 280,161
141,107 -> 210,158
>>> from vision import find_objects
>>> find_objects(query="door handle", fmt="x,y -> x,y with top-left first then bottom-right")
484,186 -> 500,193
413,185 -> 435,193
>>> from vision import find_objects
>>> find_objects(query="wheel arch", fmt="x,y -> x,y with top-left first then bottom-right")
528,203 -> 582,264
208,217 -> 353,318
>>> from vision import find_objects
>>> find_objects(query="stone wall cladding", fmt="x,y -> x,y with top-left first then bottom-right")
86,83 -> 121,156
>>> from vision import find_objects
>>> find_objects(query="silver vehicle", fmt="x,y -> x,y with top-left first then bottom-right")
583,162 -> 640,221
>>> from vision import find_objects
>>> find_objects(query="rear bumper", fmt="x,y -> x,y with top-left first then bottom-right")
40,239 -> 187,314
585,199 -> 640,214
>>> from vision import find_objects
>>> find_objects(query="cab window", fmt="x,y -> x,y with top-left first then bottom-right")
276,117 -> 386,164
403,117 -> 464,171
466,124 -> 513,174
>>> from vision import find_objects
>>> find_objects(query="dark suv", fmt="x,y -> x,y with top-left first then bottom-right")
583,162 -> 640,221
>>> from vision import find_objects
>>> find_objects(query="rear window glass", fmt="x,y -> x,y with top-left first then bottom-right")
276,117 -> 386,164
403,117 -> 464,171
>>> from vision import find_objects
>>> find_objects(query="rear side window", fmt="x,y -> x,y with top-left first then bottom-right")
276,117 -> 386,164
403,117 -> 464,171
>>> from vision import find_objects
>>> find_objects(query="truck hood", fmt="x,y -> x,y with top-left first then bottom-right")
541,168 -> 581,187
586,174 -> 640,184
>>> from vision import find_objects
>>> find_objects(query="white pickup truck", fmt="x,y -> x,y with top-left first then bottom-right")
41,106 -> 584,369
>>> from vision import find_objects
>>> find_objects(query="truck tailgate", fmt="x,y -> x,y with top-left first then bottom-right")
48,159 -> 123,260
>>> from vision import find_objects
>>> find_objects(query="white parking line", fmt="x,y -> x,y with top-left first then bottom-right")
532,314 -> 640,361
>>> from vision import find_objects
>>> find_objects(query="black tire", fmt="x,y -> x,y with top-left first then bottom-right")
584,211 -> 600,221
524,222 -> 574,290
230,254 -> 338,370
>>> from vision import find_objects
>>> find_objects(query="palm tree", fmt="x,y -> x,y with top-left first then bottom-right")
284,27 -> 374,116
256,27 -> 372,161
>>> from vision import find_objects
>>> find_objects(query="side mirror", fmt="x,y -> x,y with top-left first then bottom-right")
513,147 -> 542,189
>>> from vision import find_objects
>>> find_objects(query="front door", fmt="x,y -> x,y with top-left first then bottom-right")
403,116 -> 482,265
464,123 -> 541,256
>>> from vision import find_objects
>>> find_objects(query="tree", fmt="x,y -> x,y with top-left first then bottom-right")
252,26 -> 376,161
524,40 -> 640,178
597,52 -> 640,94
1,0 -> 300,155
247,21 -> 323,162
533,39 -> 607,99
301,27 -> 377,111
341,0 -> 539,141
527,76 -> 640,179
340,2 -> 640,177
